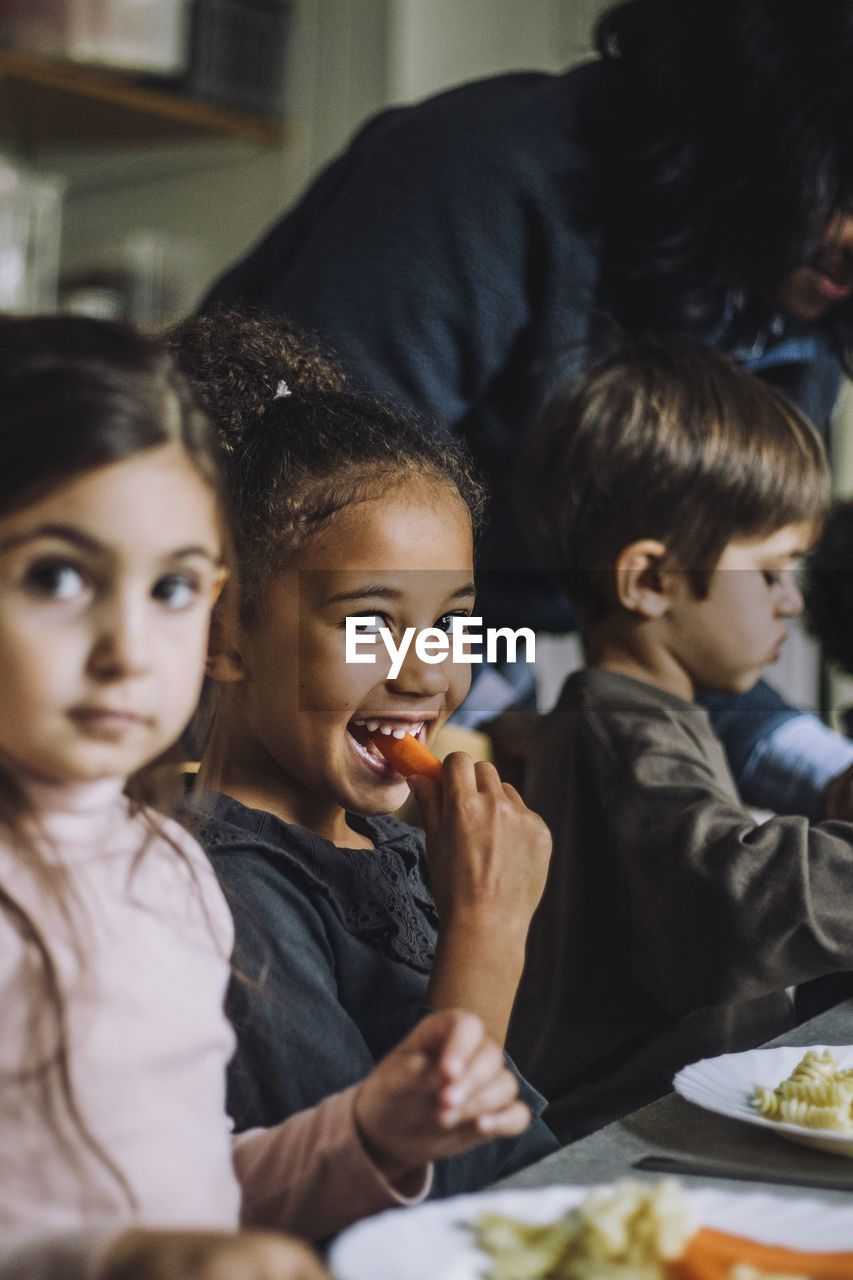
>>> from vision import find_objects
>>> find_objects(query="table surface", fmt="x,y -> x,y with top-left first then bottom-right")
497,997 -> 853,1207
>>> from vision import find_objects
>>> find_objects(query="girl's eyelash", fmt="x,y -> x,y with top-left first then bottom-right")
339,611 -> 390,629
436,609 -> 473,632
153,571 -> 203,608
338,609 -> 472,631
762,570 -> 782,586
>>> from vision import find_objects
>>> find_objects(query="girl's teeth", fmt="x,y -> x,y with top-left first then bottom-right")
352,718 -> 423,736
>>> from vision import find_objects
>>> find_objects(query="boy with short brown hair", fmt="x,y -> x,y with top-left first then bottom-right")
507,337 -> 853,1142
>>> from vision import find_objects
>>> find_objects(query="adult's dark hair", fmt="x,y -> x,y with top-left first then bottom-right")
804,497 -> 853,674
519,335 -> 830,621
583,0 -> 853,357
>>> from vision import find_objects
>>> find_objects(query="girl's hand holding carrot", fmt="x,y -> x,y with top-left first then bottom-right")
409,751 -> 552,924
99,1227 -> 329,1280
408,753 -> 552,1043
353,1009 -> 530,1189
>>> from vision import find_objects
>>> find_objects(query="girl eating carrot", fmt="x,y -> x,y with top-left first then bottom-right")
170,309 -> 557,1196
0,315 -> 536,1280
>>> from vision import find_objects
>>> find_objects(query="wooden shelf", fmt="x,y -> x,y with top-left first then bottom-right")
0,48 -> 291,148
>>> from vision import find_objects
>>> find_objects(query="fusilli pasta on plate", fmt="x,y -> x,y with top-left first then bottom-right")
674,1044 -> 853,1157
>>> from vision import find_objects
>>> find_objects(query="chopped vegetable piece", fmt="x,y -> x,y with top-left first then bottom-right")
372,730 -> 443,781
678,1227 -> 853,1279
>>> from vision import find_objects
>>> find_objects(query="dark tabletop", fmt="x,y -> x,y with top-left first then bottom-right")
497,997 -> 853,1207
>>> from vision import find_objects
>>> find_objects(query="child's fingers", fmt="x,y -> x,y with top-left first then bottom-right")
440,1059 -> 520,1122
499,779 -> 524,803
472,758 -> 507,795
432,1008 -> 489,1079
440,750 -> 478,802
437,1038 -> 513,1116
399,1008 -> 486,1080
435,1099 -> 532,1146
406,773 -> 442,827
473,1098 -> 531,1137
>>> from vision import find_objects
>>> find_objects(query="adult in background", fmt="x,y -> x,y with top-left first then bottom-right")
205,0 -> 853,819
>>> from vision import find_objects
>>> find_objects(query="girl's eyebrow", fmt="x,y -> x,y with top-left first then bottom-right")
766,548 -> 809,563
0,523 -> 220,563
324,581 -> 476,605
325,585 -> 401,603
0,524 -> 105,556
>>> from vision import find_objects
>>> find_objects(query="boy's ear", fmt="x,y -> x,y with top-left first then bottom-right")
615,539 -> 672,617
206,609 -> 248,683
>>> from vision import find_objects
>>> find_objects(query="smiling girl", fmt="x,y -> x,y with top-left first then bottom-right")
173,320 -> 556,1194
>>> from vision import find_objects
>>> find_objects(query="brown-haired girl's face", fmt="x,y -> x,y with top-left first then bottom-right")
211,480 -> 475,837
0,443 -> 226,787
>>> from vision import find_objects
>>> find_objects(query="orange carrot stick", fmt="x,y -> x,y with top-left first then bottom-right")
372,731 -> 443,781
677,1226 -> 853,1279
666,1254 -> 726,1280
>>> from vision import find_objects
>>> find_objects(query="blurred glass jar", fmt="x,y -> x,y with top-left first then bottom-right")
0,160 -> 65,313
60,229 -> 206,330
0,0 -> 191,75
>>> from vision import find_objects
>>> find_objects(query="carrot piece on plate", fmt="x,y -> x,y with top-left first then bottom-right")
677,1226 -> 853,1279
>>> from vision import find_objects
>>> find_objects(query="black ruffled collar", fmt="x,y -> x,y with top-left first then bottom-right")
197,793 -> 438,973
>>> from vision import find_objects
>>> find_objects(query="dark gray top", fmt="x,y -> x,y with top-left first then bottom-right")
196,792 -> 557,1197
508,669 -> 853,1143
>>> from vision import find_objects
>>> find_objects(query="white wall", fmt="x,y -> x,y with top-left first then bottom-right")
387,0 -> 564,102
386,0 -> 608,102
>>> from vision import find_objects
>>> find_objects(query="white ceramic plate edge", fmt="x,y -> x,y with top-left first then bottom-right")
329,1182 -> 853,1280
674,1043 -> 853,1156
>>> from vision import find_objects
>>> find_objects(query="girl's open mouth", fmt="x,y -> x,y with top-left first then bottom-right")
347,719 -> 426,776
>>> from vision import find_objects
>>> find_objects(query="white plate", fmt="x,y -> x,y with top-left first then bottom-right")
674,1043 -> 853,1156
328,1183 -> 853,1280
